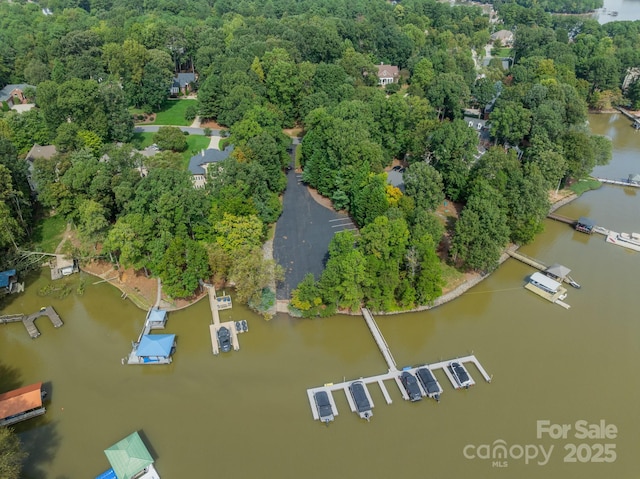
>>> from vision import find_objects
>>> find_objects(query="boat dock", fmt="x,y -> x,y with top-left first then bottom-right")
306,354 -> 492,421
205,285 -> 241,355
0,306 -> 63,338
506,251 -> 581,288
306,308 -> 492,421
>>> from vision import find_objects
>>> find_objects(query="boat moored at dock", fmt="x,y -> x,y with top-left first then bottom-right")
349,381 -> 373,420
416,367 -> 443,401
449,362 -> 472,389
400,371 -> 422,402
313,391 -> 335,423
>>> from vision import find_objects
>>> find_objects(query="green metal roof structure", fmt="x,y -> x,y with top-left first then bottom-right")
104,431 -> 153,479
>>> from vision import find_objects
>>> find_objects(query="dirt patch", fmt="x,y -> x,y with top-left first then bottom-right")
200,119 -> 225,130
283,127 -> 304,137
304,183 -> 343,213
82,260 -> 157,310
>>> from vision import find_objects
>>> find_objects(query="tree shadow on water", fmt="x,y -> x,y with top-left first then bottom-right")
15,416 -> 61,479
0,361 -> 23,392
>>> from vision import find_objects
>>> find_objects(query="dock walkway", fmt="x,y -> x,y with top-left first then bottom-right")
361,308 -> 397,372
593,177 -> 640,189
506,250 -> 547,271
0,306 -> 63,338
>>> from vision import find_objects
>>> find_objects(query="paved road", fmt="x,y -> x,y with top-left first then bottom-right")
134,125 -> 221,135
273,144 -> 357,300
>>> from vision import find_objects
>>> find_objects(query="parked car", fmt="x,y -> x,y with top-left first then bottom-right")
217,326 -> 231,352
400,371 -> 422,402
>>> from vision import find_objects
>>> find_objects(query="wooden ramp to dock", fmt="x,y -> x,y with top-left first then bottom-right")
506,250 -> 547,271
547,213 -> 576,226
0,313 -> 24,324
361,308 -> 397,372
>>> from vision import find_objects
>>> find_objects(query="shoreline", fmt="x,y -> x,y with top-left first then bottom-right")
82,191 -> 580,317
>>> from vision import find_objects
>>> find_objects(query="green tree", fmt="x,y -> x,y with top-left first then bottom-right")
319,230 -> 366,311
403,162 -> 445,211
153,126 -> 188,152
0,427 -> 27,479
451,180 -> 510,271
229,245 -> 283,306
214,213 -> 263,253
155,236 -> 211,298
490,100 -> 532,145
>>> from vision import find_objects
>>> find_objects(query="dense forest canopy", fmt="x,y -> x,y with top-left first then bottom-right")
0,0 -> 637,316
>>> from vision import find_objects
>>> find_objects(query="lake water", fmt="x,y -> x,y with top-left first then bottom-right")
1,113 -> 639,478
595,0 -> 640,23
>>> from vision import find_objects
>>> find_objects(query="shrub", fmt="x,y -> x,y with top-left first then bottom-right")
184,105 -> 198,122
203,127 -> 212,137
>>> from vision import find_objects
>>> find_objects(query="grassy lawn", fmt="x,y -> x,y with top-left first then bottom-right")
182,135 -> 212,168
496,47 -> 513,58
150,99 -> 197,126
569,178 -> 602,196
31,214 -> 67,253
131,132 -> 155,149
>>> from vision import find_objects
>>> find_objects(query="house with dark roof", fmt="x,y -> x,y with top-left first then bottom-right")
170,73 -> 196,96
377,63 -> 399,86
188,145 -> 234,188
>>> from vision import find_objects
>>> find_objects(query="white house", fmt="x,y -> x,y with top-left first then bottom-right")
377,63 -> 399,86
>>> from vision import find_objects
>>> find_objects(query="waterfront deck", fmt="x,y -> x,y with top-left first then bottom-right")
306,354 -> 491,421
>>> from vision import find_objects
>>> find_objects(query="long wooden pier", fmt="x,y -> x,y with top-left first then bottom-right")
306,354 -> 492,421
506,250 -> 580,289
361,308 -> 398,372
547,213 -> 576,226
0,306 -> 63,338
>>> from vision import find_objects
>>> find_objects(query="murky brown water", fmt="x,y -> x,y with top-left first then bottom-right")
1,113 -> 639,478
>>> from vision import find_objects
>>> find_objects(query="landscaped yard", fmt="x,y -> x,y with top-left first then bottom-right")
131,132 -> 155,149
182,135 -> 212,168
31,214 -> 67,253
495,47 -> 513,58
150,99 -> 197,126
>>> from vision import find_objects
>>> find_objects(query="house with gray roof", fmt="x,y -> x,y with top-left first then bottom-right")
491,30 -> 514,47
170,73 -> 196,96
377,64 -> 399,86
188,145 -> 234,188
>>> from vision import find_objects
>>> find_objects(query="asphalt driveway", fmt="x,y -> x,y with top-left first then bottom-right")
274,145 -> 356,299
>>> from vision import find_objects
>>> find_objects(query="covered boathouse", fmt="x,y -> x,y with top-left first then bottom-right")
127,334 -> 176,364
575,217 -> 595,234
96,431 -> 160,479
0,382 -> 46,427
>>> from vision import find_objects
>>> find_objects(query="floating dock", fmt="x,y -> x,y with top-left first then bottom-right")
606,231 -> 640,252
524,273 -> 570,309
0,306 -> 63,338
